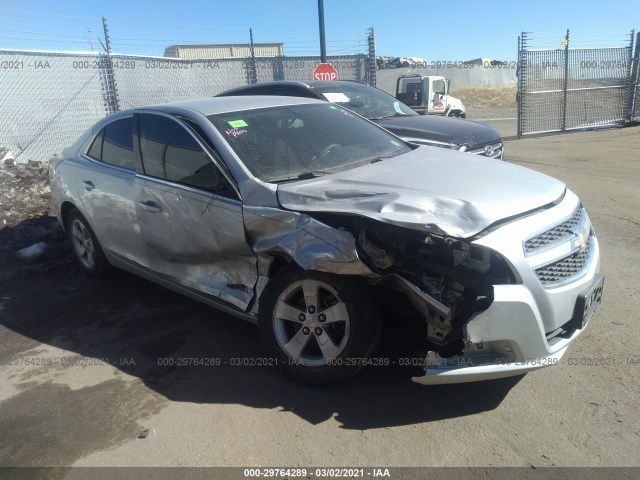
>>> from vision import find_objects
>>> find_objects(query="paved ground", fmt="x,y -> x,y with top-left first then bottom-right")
0,126 -> 639,473
476,117 -> 517,138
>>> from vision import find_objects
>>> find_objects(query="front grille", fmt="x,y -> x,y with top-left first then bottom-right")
524,205 -> 585,255
468,142 -> 503,160
535,233 -> 593,287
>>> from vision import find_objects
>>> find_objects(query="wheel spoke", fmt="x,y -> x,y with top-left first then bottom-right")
283,327 -> 312,359
85,242 -> 94,266
301,279 -> 319,311
316,330 -> 342,362
274,302 -> 306,323
77,223 -> 87,240
319,302 -> 348,324
72,224 -> 84,243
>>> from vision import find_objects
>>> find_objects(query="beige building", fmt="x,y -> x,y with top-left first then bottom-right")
164,43 -> 284,59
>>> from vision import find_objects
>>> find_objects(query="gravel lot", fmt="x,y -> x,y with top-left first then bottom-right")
0,126 -> 638,476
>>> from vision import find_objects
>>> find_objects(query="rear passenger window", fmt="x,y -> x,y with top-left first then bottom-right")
102,118 -> 134,169
138,114 -> 233,195
87,130 -> 103,160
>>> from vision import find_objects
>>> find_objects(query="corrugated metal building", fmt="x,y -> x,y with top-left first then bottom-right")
164,43 -> 284,59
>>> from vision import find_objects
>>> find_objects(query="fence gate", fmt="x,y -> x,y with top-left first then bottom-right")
518,30 -> 636,136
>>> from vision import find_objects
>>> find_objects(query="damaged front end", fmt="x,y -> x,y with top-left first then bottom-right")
303,213 -> 517,359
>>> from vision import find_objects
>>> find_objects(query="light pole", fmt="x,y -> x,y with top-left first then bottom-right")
318,0 -> 327,63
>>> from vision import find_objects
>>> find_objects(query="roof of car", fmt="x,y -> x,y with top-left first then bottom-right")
138,95 -> 325,116
217,80 -> 368,96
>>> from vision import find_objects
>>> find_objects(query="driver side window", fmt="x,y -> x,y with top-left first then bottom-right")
138,114 -> 235,197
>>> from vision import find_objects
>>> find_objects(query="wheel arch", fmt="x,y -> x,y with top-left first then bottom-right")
60,201 -> 78,232
267,253 -> 294,278
446,108 -> 465,118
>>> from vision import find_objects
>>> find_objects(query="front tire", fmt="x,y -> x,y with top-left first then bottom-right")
258,266 -> 381,385
66,208 -> 110,277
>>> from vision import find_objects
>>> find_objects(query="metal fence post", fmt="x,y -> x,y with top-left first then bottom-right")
100,17 -> 119,114
248,28 -> 258,84
626,31 -> 640,121
517,33 -> 525,137
561,29 -> 570,132
367,27 -> 376,87
272,55 -> 285,81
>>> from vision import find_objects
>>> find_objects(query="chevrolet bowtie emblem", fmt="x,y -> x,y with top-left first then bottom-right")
573,228 -> 589,252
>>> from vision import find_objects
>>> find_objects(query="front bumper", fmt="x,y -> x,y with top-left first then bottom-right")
413,274 -> 602,384
413,190 -> 603,385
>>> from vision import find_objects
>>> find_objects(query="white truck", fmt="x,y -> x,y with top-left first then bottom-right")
396,74 -> 466,117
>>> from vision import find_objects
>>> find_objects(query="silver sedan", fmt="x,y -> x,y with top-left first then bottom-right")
50,96 -> 603,385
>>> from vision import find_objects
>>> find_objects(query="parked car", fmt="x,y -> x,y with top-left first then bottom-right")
50,96 -> 603,385
217,80 -> 504,160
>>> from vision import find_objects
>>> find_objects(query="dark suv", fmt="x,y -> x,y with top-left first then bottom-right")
218,80 -> 504,160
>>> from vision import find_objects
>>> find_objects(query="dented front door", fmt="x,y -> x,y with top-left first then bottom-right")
133,112 -> 257,311
134,179 -> 257,310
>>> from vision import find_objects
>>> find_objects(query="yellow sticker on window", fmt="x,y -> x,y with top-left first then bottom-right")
228,119 -> 248,128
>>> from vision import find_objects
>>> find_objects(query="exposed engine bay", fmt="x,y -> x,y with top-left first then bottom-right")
309,213 -> 516,357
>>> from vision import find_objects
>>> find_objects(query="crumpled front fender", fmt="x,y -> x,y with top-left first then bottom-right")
243,206 -> 378,278
243,206 -> 379,315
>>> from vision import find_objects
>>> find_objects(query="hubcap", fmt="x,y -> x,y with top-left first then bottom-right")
273,279 -> 350,366
71,219 -> 95,269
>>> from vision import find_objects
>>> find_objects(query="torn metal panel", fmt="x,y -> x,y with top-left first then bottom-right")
277,146 -> 566,238
243,206 -> 378,280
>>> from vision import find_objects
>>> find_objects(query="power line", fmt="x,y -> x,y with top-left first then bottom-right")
1,30 -> 87,38
0,9 -> 101,20
111,18 -> 248,30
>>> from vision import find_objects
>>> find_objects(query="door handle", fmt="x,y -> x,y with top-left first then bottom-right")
83,180 -> 95,191
138,200 -> 162,213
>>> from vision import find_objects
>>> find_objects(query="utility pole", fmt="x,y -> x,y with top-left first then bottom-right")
317,0 -> 327,62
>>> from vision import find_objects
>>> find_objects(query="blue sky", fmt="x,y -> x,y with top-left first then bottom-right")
0,0 -> 636,60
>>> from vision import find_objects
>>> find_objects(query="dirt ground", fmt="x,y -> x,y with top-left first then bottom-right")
0,126 -> 639,475
450,85 -> 517,119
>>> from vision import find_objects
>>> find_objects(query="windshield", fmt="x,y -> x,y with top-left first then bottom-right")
208,103 -> 411,183
310,83 -> 417,119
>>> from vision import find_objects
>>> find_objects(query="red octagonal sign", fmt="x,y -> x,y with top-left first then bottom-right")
313,63 -> 338,81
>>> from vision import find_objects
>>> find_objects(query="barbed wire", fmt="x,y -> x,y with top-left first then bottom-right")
520,31 -> 634,50
0,11 -> 369,57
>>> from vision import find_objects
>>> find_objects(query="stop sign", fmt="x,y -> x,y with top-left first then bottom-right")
313,63 -> 338,81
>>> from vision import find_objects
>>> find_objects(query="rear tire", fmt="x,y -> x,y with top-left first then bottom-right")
258,266 -> 381,385
66,208 -> 110,277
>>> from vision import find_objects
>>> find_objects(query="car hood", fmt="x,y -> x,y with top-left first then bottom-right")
277,147 -> 565,238
375,115 -> 500,148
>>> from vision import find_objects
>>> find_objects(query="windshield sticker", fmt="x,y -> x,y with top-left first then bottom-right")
227,119 -> 248,128
321,92 -> 350,103
225,128 -> 247,138
393,102 -> 404,114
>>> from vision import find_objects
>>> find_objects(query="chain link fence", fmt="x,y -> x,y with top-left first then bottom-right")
517,30 -> 636,136
1,46 -> 373,163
